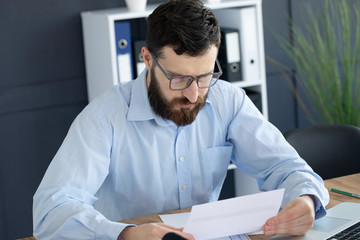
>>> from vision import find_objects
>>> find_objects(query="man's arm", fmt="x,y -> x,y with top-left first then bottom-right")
33,111 -> 126,239
225,90 -> 329,235
33,194 -> 130,239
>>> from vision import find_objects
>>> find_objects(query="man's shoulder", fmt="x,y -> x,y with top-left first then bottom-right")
83,81 -> 133,117
208,80 -> 245,101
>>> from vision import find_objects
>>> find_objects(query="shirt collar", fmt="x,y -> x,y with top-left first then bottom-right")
127,69 -> 156,121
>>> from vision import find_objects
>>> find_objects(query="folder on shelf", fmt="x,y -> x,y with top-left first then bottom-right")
218,28 -> 242,82
132,39 -> 146,78
215,7 -> 260,82
114,21 -> 134,83
238,7 -> 260,81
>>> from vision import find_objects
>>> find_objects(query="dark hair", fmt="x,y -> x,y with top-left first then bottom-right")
146,0 -> 221,59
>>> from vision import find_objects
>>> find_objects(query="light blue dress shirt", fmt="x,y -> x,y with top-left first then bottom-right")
33,70 -> 329,239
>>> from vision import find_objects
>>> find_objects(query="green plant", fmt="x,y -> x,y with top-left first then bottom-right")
271,0 -> 360,127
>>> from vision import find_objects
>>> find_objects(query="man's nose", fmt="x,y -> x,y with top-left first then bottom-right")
182,81 -> 199,103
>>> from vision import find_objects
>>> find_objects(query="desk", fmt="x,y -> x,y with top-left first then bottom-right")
18,173 -> 360,240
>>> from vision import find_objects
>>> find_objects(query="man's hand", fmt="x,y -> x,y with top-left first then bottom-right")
263,195 -> 315,236
118,223 -> 195,240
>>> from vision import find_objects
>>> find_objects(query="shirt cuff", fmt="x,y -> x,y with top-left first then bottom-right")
308,194 -> 327,219
95,219 -> 136,240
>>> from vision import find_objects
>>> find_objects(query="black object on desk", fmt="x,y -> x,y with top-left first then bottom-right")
162,232 -> 187,240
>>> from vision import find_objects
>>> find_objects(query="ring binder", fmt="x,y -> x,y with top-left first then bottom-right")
218,28 -> 242,82
114,21 -> 134,83
215,7 -> 261,82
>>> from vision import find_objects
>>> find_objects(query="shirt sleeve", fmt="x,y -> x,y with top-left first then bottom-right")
33,110 -> 133,239
226,89 -> 329,219
308,194 -> 327,219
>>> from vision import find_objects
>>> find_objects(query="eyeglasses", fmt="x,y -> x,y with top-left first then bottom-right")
151,55 -> 223,91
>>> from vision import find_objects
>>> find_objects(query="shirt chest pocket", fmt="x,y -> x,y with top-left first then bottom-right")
201,144 -> 234,193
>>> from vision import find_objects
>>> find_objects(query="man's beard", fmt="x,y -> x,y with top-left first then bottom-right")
147,68 -> 208,126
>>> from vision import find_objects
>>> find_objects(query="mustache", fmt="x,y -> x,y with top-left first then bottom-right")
170,96 -> 205,106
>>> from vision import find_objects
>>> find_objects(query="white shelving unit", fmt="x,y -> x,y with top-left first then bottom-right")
81,0 -> 266,197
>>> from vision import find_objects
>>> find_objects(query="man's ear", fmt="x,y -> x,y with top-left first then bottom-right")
142,46 -> 152,71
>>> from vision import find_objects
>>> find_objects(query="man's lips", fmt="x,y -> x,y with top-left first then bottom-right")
178,103 -> 195,109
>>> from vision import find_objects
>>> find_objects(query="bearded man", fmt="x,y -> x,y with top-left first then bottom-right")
33,1 -> 329,239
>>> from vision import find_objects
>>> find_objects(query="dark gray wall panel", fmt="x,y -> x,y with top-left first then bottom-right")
0,78 -> 87,115
267,72 -> 297,133
262,0 -> 293,74
0,0 -> 166,89
0,104 -> 86,239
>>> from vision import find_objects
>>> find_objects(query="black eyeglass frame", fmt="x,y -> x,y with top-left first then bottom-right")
151,54 -> 223,91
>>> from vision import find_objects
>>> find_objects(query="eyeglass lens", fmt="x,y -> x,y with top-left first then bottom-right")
170,74 -> 219,90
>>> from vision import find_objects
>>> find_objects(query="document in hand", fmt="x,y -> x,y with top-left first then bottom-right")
183,189 -> 284,240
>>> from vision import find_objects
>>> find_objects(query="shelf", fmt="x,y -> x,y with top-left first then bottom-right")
231,80 -> 264,88
81,0 -> 267,198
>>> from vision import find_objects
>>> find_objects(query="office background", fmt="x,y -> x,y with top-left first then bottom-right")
0,0 -> 327,239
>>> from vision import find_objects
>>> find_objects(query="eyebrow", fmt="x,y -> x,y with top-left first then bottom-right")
164,68 -> 182,76
164,66 -> 214,77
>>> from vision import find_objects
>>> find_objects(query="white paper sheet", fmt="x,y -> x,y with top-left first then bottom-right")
182,189 -> 284,240
160,212 -> 190,228
160,213 -> 250,239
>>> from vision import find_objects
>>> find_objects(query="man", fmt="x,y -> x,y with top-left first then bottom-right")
33,0 -> 329,239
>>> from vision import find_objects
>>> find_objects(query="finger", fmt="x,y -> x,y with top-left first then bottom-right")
264,199 -> 315,235
266,207 -> 312,228
265,206 -> 300,229
274,198 -> 314,224
158,223 -> 183,231
276,206 -> 307,224
264,214 -> 314,235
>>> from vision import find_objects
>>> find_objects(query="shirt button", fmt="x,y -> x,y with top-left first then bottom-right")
179,156 -> 185,162
182,184 -> 187,190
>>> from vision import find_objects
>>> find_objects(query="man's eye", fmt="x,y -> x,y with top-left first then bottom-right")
183,76 -> 193,82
